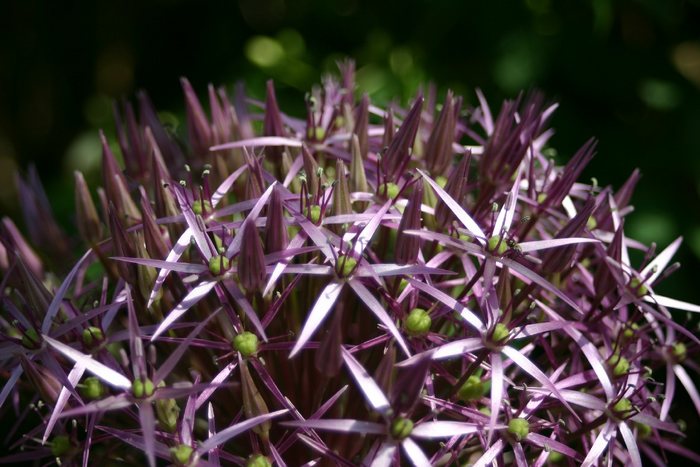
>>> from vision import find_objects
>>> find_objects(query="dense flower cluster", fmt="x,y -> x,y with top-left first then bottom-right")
1,62 -> 699,466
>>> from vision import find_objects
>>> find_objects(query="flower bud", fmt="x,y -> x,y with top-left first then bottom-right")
333,160 -> 352,216
396,183 -> 423,265
435,153 -> 470,228
425,91 -> 456,175
74,171 -> 103,244
238,222 -> 266,293
240,361 -> 271,440
381,94 -> 423,181
156,397 -> 180,433
265,188 -> 288,254
507,418 -> 529,441
182,77 -> 212,157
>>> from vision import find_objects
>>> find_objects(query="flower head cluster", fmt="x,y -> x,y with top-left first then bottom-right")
1,62 -> 699,466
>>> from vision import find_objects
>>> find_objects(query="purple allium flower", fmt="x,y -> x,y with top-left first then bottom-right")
1,61 -> 699,466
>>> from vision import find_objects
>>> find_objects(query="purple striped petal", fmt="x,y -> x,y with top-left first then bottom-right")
418,169 -> 486,242
111,256 -> 207,274
370,442 -> 397,467
518,237 -> 599,253
644,294 -> 700,313
138,402 -> 156,467
502,346 -> 579,420
411,421 -> 481,439
43,335 -> 131,389
348,280 -> 411,356
581,421 -> 616,467
407,278 -> 485,332
148,231 -> 191,308
197,409 -> 288,453
487,352 -> 503,446
282,418 -> 385,434
289,281 -> 344,358
341,347 -> 391,415
41,249 -> 92,334
151,279 -> 217,341
400,438 -> 431,467
641,236 -> 682,283
211,136 -> 303,151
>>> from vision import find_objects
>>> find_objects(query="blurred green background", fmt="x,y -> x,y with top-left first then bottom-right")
1,0 -> 700,293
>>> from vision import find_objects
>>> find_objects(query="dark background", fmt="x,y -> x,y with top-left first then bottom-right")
0,0 -> 699,458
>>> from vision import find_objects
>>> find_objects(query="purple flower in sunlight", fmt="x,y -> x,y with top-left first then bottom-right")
1,60 -> 699,466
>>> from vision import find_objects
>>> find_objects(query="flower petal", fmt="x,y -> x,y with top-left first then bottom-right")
43,335 -> 131,389
289,282 -> 344,358
151,280 -> 217,341
341,347 -> 391,415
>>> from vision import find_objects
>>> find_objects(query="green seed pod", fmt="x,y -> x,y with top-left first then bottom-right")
246,454 -> 273,467
192,199 -> 212,216
208,255 -> 231,276
404,308 -> 431,336
132,378 -> 155,398
170,444 -> 194,466
672,342 -> 687,362
21,328 -> 41,349
307,204 -> 322,224
51,435 -> 71,457
628,277 -> 648,297
507,418 -> 529,441
491,323 -> 510,344
611,355 -> 630,377
82,326 -> 104,347
457,375 -> 486,401
390,417 -> 413,440
612,398 -> 632,416
80,376 -> 105,400
487,235 -> 507,256
233,331 -> 259,358
336,255 -> 358,278
378,182 -> 400,200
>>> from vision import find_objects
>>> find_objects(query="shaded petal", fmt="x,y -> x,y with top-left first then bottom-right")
148,229 -> 191,308
619,422 -> 642,467
289,282 -> 344,358
400,438 -> 431,467
282,418 -> 385,434
500,257 -> 584,316
43,362 -> 86,443
644,294 -> 700,313
197,409 -> 288,454
111,256 -> 207,274
581,421 -> 616,467
138,402 -> 156,467
674,364 -> 700,417
502,346 -> 579,420
407,278 -> 485,332
472,439 -> 505,467
525,432 -> 579,460
341,347 -> 391,415
518,237 -> 599,253
348,280 -> 411,357
641,236 -> 682,284
151,280 -> 217,341
487,353 -> 503,446
418,169 -> 486,241
43,335 -> 131,389
41,249 -> 92,334
370,442 -> 397,467
211,136 -> 303,151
